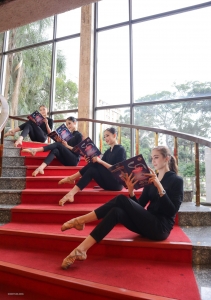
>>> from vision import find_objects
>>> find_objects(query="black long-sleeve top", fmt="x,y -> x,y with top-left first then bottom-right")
102,144 -> 126,164
19,117 -> 53,135
68,131 -> 83,157
131,171 -> 183,231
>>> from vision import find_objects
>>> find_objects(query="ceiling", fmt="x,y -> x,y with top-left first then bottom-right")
0,0 -> 99,33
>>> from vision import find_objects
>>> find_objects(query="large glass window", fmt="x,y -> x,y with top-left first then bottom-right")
133,7 -> 211,102
97,0 -> 128,28
54,38 -> 80,111
97,26 -> 130,106
8,18 -> 54,50
132,0 -> 204,20
57,8 -> 81,37
4,45 -> 52,117
0,32 -> 4,53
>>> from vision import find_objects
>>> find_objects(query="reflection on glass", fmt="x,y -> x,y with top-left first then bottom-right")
133,8 -> 211,102
57,8 -> 81,38
98,0 -> 128,28
97,27 -> 130,106
54,38 -> 80,110
4,45 -> 52,121
95,107 -> 131,158
132,0 -> 203,20
0,32 -> 4,53
8,17 -> 53,50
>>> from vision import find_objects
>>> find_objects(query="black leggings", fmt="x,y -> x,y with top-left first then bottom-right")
43,142 -> 79,166
90,195 -> 170,242
20,121 -> 47,142
76,163 -> 123,191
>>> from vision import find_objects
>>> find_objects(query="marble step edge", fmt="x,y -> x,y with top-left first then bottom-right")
1,166 -> 26,177
2,157 -> 25,167
0,178 -> 26,190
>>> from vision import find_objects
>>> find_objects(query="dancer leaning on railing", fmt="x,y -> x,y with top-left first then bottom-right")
59,145 -> 183,269
58,127 -> 126,206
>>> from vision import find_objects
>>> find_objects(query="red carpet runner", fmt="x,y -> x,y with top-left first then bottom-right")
0,141 -> 201,300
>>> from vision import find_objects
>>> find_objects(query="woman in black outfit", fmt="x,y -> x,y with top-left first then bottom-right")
59,145 -> 183,269
22,116 -> 82,177
58,127 -> 126,206
4,105 -> 53,147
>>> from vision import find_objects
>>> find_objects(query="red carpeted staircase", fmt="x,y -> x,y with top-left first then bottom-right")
0,141 -> 201,300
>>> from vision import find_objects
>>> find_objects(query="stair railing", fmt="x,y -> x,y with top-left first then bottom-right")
2,115 -> 211,206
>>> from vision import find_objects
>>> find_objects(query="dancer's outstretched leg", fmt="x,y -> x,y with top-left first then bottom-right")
22,147 -> 44,156
61,211 -> 97,231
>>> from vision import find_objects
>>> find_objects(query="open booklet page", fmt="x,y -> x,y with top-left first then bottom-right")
48,124 -> 73,143
71,137 -> 101,158
109,154 -> 150,190
27,111 -> 45,126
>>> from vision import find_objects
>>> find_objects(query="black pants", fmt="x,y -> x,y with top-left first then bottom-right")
20,121 -> 47,142
76,163 -> 123,191
43,142 -> 79,166
90,195 -> 170,242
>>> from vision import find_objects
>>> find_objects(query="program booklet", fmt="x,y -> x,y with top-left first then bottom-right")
27,110 -> 45,126
71,137 -> 101,158
48,124 -> 73,143
109,154 -> 150,190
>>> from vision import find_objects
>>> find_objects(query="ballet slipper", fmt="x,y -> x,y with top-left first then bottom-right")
14,137 -> 23,147
4,130 -> 15,137
58,177 -> 75,185
59,193 -> 74,206
22,148 -> 37,156
61,218 -> 85,232
61,248 -> 87,270
32,168 -> 44,177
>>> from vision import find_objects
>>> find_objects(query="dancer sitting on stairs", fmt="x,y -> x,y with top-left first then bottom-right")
4,105 -> 53,147
58,127 -> 126,206
22,116 -> 82,177
60,145 -> 183,269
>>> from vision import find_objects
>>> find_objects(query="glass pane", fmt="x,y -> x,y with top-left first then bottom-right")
97,26 -> 130,106
96,107 -> 131,158
4,44 -> 52,119
54,38 -> 80,110
0,32 -> 4,53
8,17 -> 54,50
133,7 -> 211,102
98,0 -> 128,28
132,0 -> 204,20
57,8 -> 81,38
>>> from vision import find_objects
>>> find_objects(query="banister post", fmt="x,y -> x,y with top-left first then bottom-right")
0,128 -> 4,177
118,126 -> 121,145
135,129 -> 139,155
195,142 -> 200,206
155,132 -> 158,146
99,123 -> 103,152
174,137 -> 178,165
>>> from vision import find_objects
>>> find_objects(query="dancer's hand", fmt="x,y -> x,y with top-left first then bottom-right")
84,155 -> 91,163
122,173 -> 138,196
92,156 -> 101,163
43,118 -> 48,124
62,140 -> 68,148
144,167 -> 160,189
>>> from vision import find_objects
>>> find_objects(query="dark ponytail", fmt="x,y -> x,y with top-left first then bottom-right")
104,127 -> 117,135
152,146 -> 178,174
66,116 -> 77,122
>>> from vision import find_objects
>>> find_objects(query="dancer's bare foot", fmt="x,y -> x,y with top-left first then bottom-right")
14,137 -> 23,147
61,218 -> 85,232
4,130 -> 15,137
58,176 -> 75,185
32,167 -> 44,177
61,248 -> 87,269
22,148 -> 37,156
59,193 -> 74,206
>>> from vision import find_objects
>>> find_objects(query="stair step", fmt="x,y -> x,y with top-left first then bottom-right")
0,260 -> 174,300
2,156 -> 25,167
0,225 -> 191,263
23,155 -> 87,167
25,176 -> 96,189
0,190 -> 22,205
178,202 -> 211,226
0,177 -> 25,190
26,165 -> 83,176
1,166 -> 26,177
20,188 -> 142,204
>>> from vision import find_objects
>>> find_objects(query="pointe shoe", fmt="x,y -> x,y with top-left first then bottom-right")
14,137 -> 23,147
22,148 -> 36,156
58,177 -> 75,185
4,130 -> 15,137
59,194 -> 74,206
61,248 -> 87,270
61,218 -> 85,232
32,168 -> 44,177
